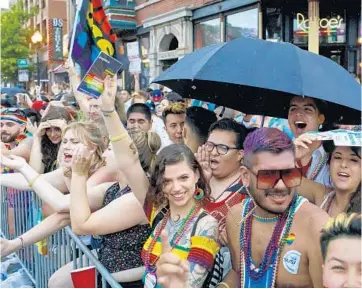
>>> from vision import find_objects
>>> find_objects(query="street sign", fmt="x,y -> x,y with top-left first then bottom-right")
18,70 -> 29,82
17,59 -> 29,68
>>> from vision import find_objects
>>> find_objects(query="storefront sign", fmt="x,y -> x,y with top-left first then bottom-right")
296,13 -> 344,33
127,41 -> 141,73
49,18 -> 64,61
158,50 -> 178,60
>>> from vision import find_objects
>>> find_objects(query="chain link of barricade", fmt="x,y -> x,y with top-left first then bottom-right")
1,186 -> 121,288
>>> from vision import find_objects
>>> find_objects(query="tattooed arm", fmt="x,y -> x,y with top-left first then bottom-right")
187,214 -> 219,288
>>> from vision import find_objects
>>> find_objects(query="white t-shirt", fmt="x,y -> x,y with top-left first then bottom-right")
151,115 -> 173,152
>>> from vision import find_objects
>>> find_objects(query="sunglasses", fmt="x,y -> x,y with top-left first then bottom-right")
248,167 -> 302,189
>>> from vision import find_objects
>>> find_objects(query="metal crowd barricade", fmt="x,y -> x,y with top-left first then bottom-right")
1,186 -> 121,288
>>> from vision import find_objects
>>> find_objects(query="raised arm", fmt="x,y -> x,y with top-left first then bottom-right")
28,136 -> 44,173
28,122 -> 51,173
69,148 -> 147,235
65,59 -> 90,119
100,76 -> 149,206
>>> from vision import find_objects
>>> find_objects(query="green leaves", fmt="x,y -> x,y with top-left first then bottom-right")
0,0 -> 38,84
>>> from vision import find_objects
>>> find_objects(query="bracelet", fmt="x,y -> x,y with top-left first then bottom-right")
28,174 -> 41,188
110,133 -> 128,143
217,282 -> 229,288
101,108 -> 115,116
18,236 -> 24,249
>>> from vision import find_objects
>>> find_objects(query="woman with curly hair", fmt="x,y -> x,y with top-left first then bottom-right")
29,106 -> 71,173
100,76 -> 219,288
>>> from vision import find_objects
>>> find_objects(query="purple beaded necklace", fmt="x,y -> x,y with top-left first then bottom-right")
239,194 -> 300,287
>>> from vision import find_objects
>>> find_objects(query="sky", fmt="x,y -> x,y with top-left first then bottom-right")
0,0 -> 10,9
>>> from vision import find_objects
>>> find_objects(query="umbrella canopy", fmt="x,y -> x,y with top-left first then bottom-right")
154,37 -> 361,124
1,87 -> 27,95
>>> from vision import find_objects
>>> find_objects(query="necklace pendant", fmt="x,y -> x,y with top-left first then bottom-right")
144,272 -> 157,288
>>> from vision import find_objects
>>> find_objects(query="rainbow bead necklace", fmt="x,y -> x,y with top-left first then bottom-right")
239,194 -> 301,287
144,204 -> 201,274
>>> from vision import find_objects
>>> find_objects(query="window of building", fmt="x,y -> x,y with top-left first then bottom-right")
194,18 -> 221,50
140,34 -> 150,89
41,0 -> 46,9
293,11 -> 346,45
265,8 -> 282,42
225,8 -> 258,42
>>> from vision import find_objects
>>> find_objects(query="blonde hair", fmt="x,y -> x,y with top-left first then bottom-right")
127,128 -> 161,173
162,101 -> 186,123
320,213 -> 361,260
62,121 -> 106,176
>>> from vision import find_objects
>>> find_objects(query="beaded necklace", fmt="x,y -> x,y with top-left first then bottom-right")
144,204 -> 201,275
307,152 -> 328,181
239,194 -> 301,287
252,213 -> 280,223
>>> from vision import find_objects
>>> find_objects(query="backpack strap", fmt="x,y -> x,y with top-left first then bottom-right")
151,207 -> 169,232
191,211 -> 209,237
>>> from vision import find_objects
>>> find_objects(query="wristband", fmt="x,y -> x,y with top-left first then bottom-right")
110,133 -> 127,143
19,236 -> 24,249
101,108 -> 115,116
28,174 -> 41,188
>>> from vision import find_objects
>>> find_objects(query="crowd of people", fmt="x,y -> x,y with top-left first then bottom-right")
0,68 -> 361,288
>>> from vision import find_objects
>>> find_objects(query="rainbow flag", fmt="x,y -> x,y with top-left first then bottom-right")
69,0 -> 126,78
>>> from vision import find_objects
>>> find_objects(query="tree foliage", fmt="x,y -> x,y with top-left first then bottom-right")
1,1 -> 38,84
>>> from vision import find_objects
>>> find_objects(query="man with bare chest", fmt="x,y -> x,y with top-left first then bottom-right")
156,128 -> 329,288
225,128 -> 329,287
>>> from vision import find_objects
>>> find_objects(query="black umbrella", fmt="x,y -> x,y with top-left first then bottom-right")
154,37 -> 361,124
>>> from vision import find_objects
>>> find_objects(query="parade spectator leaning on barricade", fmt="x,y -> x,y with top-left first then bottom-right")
47,127 -> 161,288
320,213 -> 361,288
26,105 -> 72,174
0,85 -> 163,288
0,109 -> 32,165
0,122 -> 112,255
98,76 -> 220,288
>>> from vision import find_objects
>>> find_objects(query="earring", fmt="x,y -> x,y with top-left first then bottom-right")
194,187 -> 205,200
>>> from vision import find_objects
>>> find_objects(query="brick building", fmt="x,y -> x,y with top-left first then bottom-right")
118,0 -> 360,91
24,0 -> 68,89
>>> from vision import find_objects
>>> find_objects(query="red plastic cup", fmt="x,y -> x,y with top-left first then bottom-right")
71,266 -> 96,288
